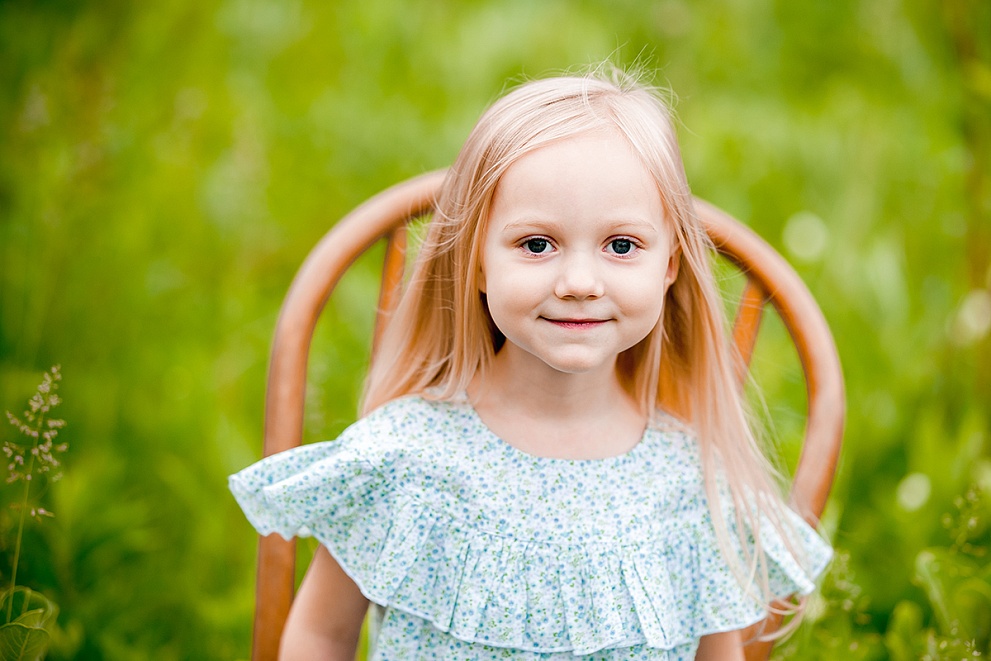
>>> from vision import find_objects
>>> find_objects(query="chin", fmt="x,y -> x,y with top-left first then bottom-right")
541,357 -> 614,376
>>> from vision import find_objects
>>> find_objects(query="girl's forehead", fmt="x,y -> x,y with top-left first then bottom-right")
486,129 -> 671,234
497,130 -> 661,197
508,123 -> 670,190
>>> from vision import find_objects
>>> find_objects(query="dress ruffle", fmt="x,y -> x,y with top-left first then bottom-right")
229,408 -> 831,657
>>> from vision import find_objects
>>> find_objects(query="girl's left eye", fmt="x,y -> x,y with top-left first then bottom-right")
607,238 -> 637,255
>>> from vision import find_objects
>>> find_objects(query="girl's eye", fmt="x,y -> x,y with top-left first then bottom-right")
523,238 -> 551,254
608,238 -> 635,255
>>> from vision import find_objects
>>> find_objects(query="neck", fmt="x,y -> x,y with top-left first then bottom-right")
481,348 -> 628,413
466,349 -> 646,460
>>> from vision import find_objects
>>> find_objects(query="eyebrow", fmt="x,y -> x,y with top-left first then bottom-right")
498,217 -> 661,235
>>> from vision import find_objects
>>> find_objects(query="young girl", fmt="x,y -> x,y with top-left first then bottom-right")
230,67 -> 832,660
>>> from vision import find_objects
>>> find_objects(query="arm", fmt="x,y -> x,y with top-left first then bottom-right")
279,545 -> 369,661
695,629 -> 744,661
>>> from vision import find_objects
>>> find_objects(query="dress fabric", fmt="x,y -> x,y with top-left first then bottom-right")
229,395 -> 832,660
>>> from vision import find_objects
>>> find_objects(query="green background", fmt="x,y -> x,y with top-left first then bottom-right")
1,0 -> 989,658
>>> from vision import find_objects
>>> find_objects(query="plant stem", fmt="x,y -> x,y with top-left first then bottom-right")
6,434 -> 38,624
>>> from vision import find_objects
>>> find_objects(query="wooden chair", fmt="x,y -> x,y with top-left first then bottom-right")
250,169 -> 845,661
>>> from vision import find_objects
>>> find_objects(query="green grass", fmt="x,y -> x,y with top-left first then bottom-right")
1,0 -> 989,658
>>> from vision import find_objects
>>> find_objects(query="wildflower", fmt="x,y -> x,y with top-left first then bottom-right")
3,364 -> 68,629
3,365 -> 67,484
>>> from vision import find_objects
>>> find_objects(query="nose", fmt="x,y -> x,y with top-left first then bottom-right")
553,253 -> 604,300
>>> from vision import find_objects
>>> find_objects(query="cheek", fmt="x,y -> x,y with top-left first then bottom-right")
631,297 -> 667,329
482,251 -> 545,297
617,266 -> 668,306
485,278 -> 533,318
482,271 -> 546,335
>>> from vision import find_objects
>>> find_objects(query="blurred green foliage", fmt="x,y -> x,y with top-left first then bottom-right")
1,0 -> 989,658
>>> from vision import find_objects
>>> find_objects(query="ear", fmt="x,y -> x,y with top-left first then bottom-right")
665,242 -> 681,288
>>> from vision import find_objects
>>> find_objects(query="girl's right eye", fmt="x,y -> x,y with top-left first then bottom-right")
522,238 -> 552,254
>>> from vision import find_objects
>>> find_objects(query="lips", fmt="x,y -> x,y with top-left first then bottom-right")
543,318 -> 609,330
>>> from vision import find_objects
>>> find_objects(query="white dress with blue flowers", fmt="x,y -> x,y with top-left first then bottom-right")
229,395 -> 831,660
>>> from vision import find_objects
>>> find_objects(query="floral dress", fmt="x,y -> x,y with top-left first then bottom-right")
229,395 -> 831,659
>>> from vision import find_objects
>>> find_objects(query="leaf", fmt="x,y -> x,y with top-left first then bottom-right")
0,588 -> 58,630
0,623 -> 50,661
915,549 -> 955,630
885,600 -> 924,661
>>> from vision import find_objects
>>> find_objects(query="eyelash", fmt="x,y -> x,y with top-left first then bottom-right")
517,236 -> 643,257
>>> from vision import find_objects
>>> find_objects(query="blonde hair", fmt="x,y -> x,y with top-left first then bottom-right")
363,66 -> 809,632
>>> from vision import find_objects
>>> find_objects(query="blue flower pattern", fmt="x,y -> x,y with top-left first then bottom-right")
230,395 -> 832,659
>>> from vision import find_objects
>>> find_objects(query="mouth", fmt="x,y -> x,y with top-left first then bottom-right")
543,318 -> 610,330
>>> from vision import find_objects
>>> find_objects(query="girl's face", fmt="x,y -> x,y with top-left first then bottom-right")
480,129 -> 679,383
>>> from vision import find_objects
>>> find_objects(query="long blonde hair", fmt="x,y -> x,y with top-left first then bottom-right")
363,66 -> 809,628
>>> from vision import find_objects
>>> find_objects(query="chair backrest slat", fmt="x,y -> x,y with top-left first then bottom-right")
732,279 -> 769,385
373,225 -> 408,355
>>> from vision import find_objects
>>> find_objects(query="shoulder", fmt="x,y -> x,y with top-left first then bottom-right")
356,392 -> 469,429
346,393 -> 472,451
649,407 -> 696,441
641,408 -> 704,480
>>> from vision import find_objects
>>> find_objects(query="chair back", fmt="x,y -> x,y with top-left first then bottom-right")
250,169 -> 844,661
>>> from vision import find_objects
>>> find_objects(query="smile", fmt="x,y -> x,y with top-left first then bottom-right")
543,318 -> 610,330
